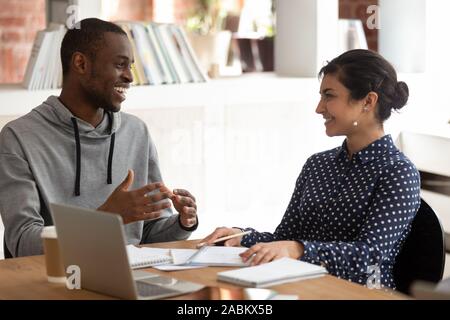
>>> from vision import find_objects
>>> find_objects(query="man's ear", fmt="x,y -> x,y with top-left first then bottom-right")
72,52 -> 89,75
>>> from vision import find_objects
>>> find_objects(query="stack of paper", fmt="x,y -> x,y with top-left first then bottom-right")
217,257 -> 328,288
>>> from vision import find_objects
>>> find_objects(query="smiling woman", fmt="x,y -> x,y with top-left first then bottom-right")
316,49 -> 409,155
200,49 -> 421,290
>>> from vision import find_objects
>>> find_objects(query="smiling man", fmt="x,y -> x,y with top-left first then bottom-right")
0,18 -> 198,258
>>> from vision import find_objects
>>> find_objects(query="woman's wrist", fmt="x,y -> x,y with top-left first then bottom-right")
291,241 -> 304,259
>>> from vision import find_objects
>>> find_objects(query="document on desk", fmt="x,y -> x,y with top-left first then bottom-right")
185,246 -> 249,267
154,248 -> 206,271
152,246 -> 250,270
128,245 -> 250,271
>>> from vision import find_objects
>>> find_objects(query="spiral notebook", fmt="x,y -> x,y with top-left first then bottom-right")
126,245 -> 173,269
217,257 -> 328,288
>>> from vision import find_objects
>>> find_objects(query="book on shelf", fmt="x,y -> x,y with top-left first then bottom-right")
117,21 -> 207,86
130,23 -> 162,85
22,21 -> 207,90
145,24 -> 175,84
157,24 -> 192,83
23,23 -> 66,90
115,22 -> 149,86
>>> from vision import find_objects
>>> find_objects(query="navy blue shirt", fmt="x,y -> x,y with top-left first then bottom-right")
241,135 -> 421,289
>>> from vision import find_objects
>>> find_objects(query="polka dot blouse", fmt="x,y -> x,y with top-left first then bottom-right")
241,134 -> 421,289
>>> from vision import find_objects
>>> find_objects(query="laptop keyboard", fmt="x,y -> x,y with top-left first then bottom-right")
136,281 -> 179,297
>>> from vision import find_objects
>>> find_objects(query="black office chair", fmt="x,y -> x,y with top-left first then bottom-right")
394,198 -> 446,294
3,239 -> 13,259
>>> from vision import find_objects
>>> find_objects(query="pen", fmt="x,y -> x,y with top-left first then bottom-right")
184,245 -> 208,265
168,249 -> 174,264
196,230 -> 252,248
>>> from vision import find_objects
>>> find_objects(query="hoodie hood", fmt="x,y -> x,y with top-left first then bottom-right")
35,95 -> 122,137
35,95 -> 120,196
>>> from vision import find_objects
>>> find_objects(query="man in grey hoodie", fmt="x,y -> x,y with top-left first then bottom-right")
0,18 -> 198,258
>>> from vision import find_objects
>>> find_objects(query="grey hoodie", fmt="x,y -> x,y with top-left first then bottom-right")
0,96 -> 195,257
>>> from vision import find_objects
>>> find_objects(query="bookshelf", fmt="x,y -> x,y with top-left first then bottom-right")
23,21 -> 207,90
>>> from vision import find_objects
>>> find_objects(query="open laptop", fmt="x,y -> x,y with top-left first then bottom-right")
50,203 -> 204,300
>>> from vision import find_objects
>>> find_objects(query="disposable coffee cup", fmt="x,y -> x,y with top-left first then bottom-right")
41,226 -> 66,284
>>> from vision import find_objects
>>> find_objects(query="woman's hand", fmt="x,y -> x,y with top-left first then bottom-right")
199,227 -> 244,247
240,241 -> 304,266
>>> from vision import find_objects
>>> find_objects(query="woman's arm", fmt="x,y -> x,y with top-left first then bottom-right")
299,161 -> 421,283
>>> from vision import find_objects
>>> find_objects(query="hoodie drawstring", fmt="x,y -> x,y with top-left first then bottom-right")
71,114 -> 116,197
107,132 -> 115,185
71,117 -> 81,196
106,111 -> 115,185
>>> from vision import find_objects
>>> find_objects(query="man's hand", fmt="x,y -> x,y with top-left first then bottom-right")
161,187 -> 197,228
98,169 -> 172,224
240,241 -> 304,266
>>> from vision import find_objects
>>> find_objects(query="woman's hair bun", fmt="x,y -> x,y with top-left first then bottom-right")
392,81 -> 409,110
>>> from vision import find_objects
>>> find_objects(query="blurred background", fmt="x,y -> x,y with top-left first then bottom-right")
0,1 -> 449,272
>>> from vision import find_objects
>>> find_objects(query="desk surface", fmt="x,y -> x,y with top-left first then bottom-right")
0,240 -> 407,300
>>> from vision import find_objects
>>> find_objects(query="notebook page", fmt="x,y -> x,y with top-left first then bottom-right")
126,245 -> 172,269
190,246 -> 249,267
153,248 -> 206,271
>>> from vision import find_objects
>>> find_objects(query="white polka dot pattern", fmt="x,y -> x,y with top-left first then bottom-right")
241,135 -> 421,289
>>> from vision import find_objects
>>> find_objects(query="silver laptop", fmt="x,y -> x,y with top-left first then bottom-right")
50,203 -> 204,300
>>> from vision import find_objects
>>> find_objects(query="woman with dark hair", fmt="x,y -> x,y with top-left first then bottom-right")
202,49 -> 421,289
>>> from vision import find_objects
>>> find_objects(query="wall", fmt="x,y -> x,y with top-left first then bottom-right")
107,0 -> 153,21
0,0 -> 46,84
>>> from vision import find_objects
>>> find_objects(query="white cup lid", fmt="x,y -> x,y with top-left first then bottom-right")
41,226 -> 57,239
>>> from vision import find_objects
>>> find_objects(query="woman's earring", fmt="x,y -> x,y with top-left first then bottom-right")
353,121 -> 358,127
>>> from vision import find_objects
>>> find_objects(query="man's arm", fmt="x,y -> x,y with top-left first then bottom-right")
0,138 -> 46,257
141,213 -> 197,243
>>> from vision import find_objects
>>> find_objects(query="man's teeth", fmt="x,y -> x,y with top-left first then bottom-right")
324,117 -> 333,123
114,87 -> 127,94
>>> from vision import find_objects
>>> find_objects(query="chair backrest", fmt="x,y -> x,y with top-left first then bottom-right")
3,238 -> 13,259
394,198 -> 446,293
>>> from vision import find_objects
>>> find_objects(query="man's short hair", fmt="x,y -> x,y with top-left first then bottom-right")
60,18 -> 127,76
